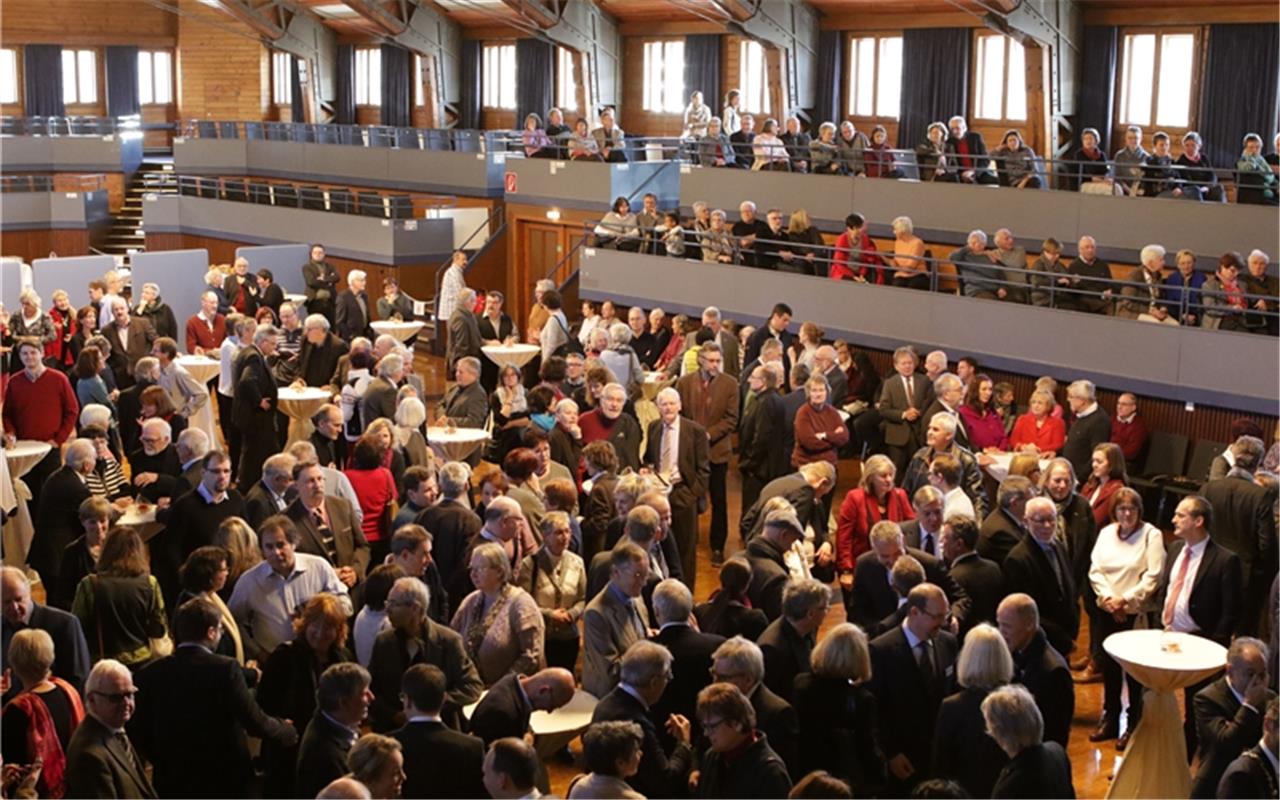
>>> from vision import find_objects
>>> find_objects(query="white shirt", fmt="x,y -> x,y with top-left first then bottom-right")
1076,402 -> 1100,419
437,264 -> 466,324
942,486 -> 975,522
353,606 -> 391,666
218,336 -> 241,397
1165,537 -> 1209,633
1088,522 -> 1166,613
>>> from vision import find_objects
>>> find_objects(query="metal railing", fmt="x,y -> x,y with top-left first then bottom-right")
1,114 -> 143,137
568,219 -> 1280,330
178,119 -> 503,153
431,204 -> 508,327
0,173 -> 109,193
144,173 -> 461,220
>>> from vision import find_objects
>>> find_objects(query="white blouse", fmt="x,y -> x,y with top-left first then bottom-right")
1088,521 -> 1166,614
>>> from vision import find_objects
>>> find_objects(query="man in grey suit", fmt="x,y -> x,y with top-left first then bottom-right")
360,352 -> 404,426
285,461 -> 371,587
437,357 -> 488,430
583,542 -> 652,698
446,288 -> 483,380
876,346 -> 932,476
644,388 -> 710,591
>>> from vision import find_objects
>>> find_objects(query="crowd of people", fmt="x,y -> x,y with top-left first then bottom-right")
0,237 -> 1276,800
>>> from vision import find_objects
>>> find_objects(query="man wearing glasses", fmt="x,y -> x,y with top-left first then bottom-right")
708,636 -> 800,780
65,659 -> 155,798
1003,496 -> 1080,659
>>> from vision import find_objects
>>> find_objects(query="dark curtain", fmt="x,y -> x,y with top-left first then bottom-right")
1199,24 -> 1280,170
896,28 -> 970,149
381,44 -> 411,127
24,45 -> 65,117
335,45 -> 355,125
290,56 -> 304,122
460,40 -> 482,129
1078,26 -> 1117,151
515,38 -> 554,127
815,31 -> 843,129
105,46 -> 140,117
683,34 -> 721,110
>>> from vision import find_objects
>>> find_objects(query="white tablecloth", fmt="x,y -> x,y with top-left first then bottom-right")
2,441 -> 52,567
176,355 -> 222,448
983,451 -> 1051,483
371,320 -> 426,343
1104,630 -> 1228,799
642,371 -> 669,401
464,688 -> 599,758
482,344 -> 541,369
277,386 -> 332,447
285,293 -> 307,307
117,501 -> 163,541
428,427 -> 489,462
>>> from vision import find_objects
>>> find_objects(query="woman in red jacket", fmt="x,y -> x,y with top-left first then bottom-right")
1009,388 -> 1066,457
835,454 -> 914,598
1081,442 -> 1128,529
829,213 -> 886,282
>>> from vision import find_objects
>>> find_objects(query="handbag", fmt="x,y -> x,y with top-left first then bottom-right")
91,575 -> 173,663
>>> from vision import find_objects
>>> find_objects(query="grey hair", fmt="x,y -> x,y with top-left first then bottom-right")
968,229 -> 988,247
692,201 -> 708,213
702,306 -> 721,322
933,372 -> 962,396
652,578 -> 693,625
711,636 -> 765,686
608,322 -> 631,347
18,288 -> 40,306
982,684 -> 1044,754
253,325 -> 279,345
655,387 -> 681,406
1248,249 -> 1270,265
395,397 -> 427,429
348,269 -> 367,284
957,623 -> 1015,690
1228,636 -> 1270,666
456,356 -> 481,376
86,658 -> 132,695
316,662 -> 372,713
375,334 -> 398,353
928,411 -> 958,436
65,439 -> 97,472
286,440 -> 319,463
619,640 -> 673,686
710,209 -> 727,222
134,357 -> 159,380
892,216 -> 914,236
389,575 -> 430,612
79,404 -> 113,430
141,417 -> 172,441
540,510 -> 572,538
263,453 -> 297,482
471,541 -> 511,583
555,398 -> 579,417
304,313 -> 331,332
1140,244 -> 1166,265
602,382 -> 627,401
378,353 -> 404,379
438,461 -> 472,498
1067,379 -> 1096,401
782,578 -> 831,621
535,279 -> 555,292
177,428 -> 211,460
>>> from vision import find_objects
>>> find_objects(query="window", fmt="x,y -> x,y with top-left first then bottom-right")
556,47 -> 577,112
272,51 -> 291,105
355,47 -> 381,106
739,40 -> 770,115
61,48 -> 97,105
482,44 -> 515,109
0,49 -> 17,104
414,54 -> 426,107
642,41 -> 684,113
973,34 -> 1026,122
1118,31 -> 1196,129
846,35 -> 903,118
138,51 -> 173,105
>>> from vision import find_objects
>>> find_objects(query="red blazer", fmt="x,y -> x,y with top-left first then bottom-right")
185,313 -> 227,354
1010,413 -> 1066,454
1082,477 -> 1126,528
829,229 -> 885,282
835,487 -> 914,571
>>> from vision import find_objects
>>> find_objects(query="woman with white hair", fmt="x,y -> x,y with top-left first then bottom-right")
932,624 -> 1014,797
10,289 -> 57,370
699,210 -> 736,264
393,395 -> 431,468
983,684 -> 1075,798
133,282 -> 178,339
548,397 -> 583,480
599,323 -> 643,398
889,216 -> 929,290
451,542 -> 545,685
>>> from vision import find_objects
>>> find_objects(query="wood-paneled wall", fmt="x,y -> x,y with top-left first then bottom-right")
0,229 -> 91,262
0,0 -> 176,45
176,0 -> 267,122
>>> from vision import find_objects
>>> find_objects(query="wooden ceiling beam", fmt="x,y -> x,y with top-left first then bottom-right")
498,0 -> 559,29
209,0 -> 291,40
340,0 -> 409,35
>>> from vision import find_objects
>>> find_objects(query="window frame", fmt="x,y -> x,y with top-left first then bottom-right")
137,50 -> 173,106
271,51 -> 292,106
482,43 -> 516,111
354,47 -> 381,107
1115,26 -> 1202,137
843,31 -> 904,123
970,32 -> 1028,125
62,48 -> 98,106
0,48 -> 19,105
556,46 -> 578,116
738,39 -> 770,117
641,38 -> 685,115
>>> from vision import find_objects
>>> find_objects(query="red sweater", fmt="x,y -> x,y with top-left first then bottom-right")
1110,414 -> 1149,463
2,368 -> 78,443
185,313 -> 228,354
829,230 -> 885,282
792,403 -> 850,467
344,466 -> 397,542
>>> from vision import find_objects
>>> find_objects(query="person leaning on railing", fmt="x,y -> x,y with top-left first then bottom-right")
782,117 -> 812,174
1072,128 -> 1114,194
521,113 -> 554,159
944,116 -> 999,185
697,117 -> 737,168
830,214 -> 885,283
1115,244 -> 1179,325
568,118 -> 602,162
1139,132 -> 1199,200
1162,249 -> 1206,326
992,129 -> 1041,189
1175,132 -> 1226,203
593,197 -> 641,252
915,121 -> 949,182
1244,249 -> 1279,336
699,210 -> 736,265
1027,238 -> 1063,307
809,122 -> 842,175
838,121 -> 870,177
1237,132 -> 1279,205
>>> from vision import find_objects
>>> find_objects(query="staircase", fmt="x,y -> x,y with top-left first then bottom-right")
99,159 -> 174,258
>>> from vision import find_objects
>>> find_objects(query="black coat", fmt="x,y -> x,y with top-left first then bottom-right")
977,507 -> 1026,565
738,389 -> 789,483
1012,628 -> 1074,747
334,289 -> 374,341
1,604 -> 91,701
1217,745 -> 1279,799
296,710 -> 355,800
868,625 -> 959,785
368,621 -> 483,732
31,466 -> 92,585
417,503 -> 483,617
740,473 -> 826,544
244,481 -> 288,529
65,715 -> 157,800
1062,409 -> 1111,486
948,552 -> 1005,632
932,687 -> 1009,799
693,595 -> 769,642
231,346 -> 277,431
651,623 -> 725,732
1155,538 -> 1243,646
131,645 -> 295,798
393,719 -> 487,799
696,733 -> 792,799
1003,536 -> 1079,657
468,672 -> 531,746
1191,677 -> 1272,798
298,332 -> 349,390
592,685 -> 694,800
793,673 -> 884,794
743,536 -> 790,621
1201,474 -> 1278,636
990,742 -> 1075,799
757,616 -> 812,704
849,547 -> 969,635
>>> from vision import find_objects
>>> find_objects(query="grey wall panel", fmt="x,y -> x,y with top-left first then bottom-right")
0,194 -> 53,228
31,255 -> 114,318
578,248 -> 1279,414
386,149 -> 500,196
142,193 -> 182,232
49,192 -> 93,228
50,137 -> 124,171
1076,192 -> 1277,262
247,140 -> 308,178
1,192 -> 102,231
391,219 -> 455,263
235,244 -> 311,296
173,138 -> 248,174
0,259 -> 26,313
130,249 -> 210,338
507,159 -> 681,211
304,143 -> 391,184
0,137 -> 53,171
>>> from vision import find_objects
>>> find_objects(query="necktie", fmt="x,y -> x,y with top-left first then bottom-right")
1162,548 -> 1192,628
1046,542 -> 1068,596
917,641 -> 937,685
905,376 -> 915,408
314,509 -> 338,564
920,531 -> 934,556
662,424 -> 678,482
628,600 -> 646,638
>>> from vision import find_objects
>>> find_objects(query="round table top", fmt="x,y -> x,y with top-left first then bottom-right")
284,293 -> 307,303
117,501 -> 158,527
278,386 -> 332,402
372,320 -> 425,332
429,427 -> 490,443
644,371 -> 666,383
482,343 -> 540,356
176,354 -> 221,367
4,440 -> 52,463
1103,630 -> 1227,674
464,689 -> 598,735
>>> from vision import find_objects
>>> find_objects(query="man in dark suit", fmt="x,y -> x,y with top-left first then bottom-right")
742,303 -> 794,371
244,452 -> 294,528
296,663 -> 372,800
738,362 -> 789,517
334,269 -> 374,341
943,116 -> 998,184
132,598 -> 296,797
437,356 -> 488,429
31,441 -> 94,588
1,566 -> 91,700
1190,637 -> 1274,798
1201,436 -> 1277,636
676,341 -> 738,565
743,508 -> 805,621
998,593 -> 1075,747
1003,497 -> 1080,658
710,636 -> 800,778
868,583 -> 960,793
813,345 -> 848,408
369,576 -> 483,732
849,520 -> 969,634
877,346 -> 932,476
101,296 -> 157,388
394,664 -> 488,799
941,515 -> 1004,632
360,353 -> 403,425
469,668 -> 576,746
977,476 -> 1034,564
1217,697 -> 1279,799
758,578 -> 828,702
919,372 -> 971,451
650,579 -> 725,726
644,388 -> 710,589
65,660 -> 157,799
590,640 -> 694,799
416,474 -> 483,618
1062,379 -> 1111,486
302,244 -> 341,324
296,315 -> 349,391
174,428 -> 208,495
232,325 -> 280,488
287,461 -> 371,588
446,288 -> 484,381
1159,495 -> 1244,653
739,463 -> 836,545
900,485 -> 945,558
